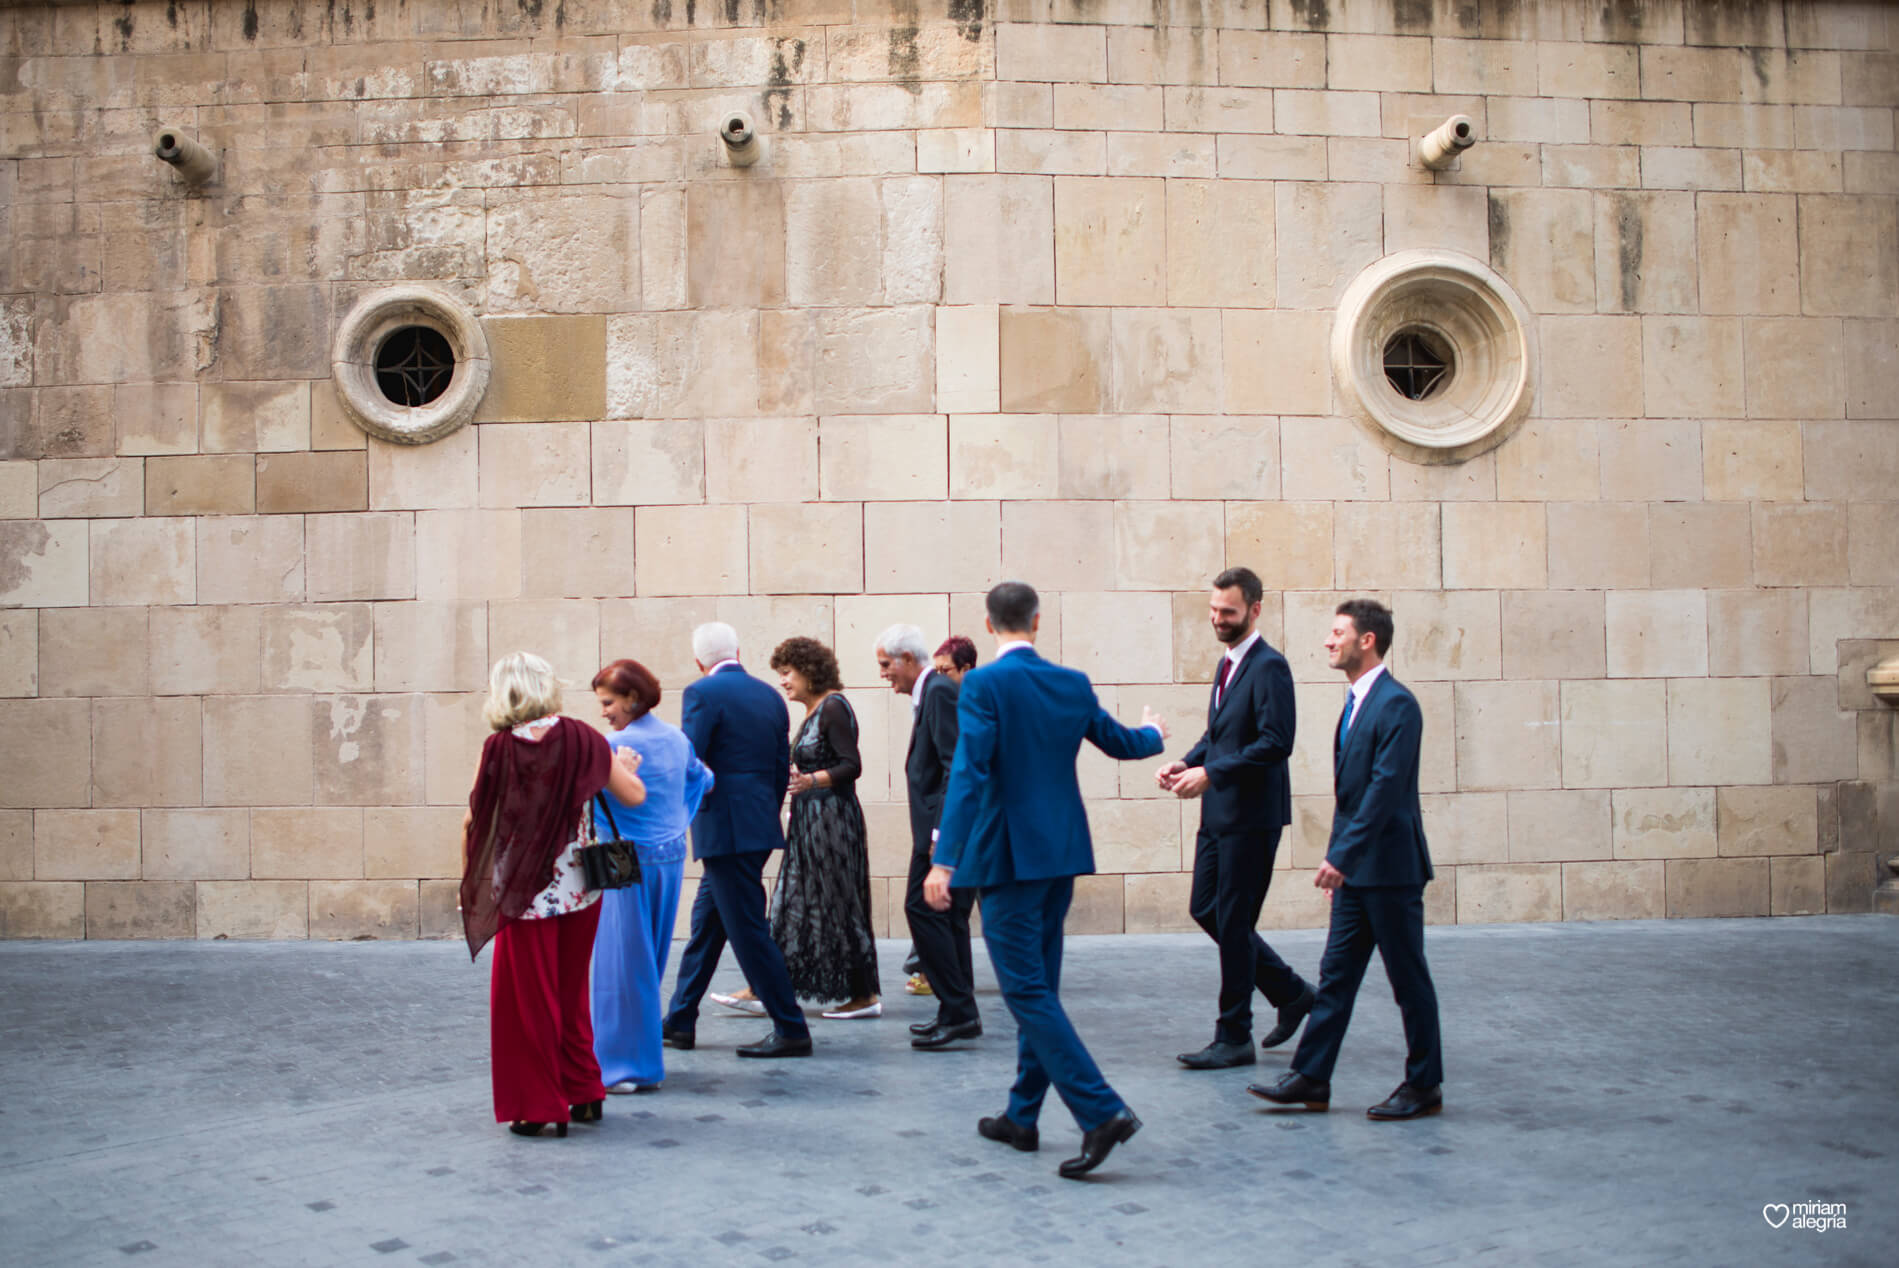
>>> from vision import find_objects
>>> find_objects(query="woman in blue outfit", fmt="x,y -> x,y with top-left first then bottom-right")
590,658 -> 713,1094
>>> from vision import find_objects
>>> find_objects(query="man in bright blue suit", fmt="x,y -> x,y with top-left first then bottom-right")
1248,598 -> 1443,1120
663,622 -> 812,1059
925,582 -> 1169,1179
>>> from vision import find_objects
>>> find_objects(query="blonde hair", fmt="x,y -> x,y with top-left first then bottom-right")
483,652 -> 565,732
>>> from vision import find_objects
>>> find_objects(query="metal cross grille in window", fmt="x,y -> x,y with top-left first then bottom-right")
374,327 -> 456,407
1382,331 -> 1450,401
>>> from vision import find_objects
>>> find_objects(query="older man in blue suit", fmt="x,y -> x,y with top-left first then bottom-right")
662,622 -> 812,1059
1248,598 -> 1443,1119
925,582 -> 1168,1178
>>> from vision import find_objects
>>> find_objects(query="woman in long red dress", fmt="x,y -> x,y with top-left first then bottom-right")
461,651 -> 647,1138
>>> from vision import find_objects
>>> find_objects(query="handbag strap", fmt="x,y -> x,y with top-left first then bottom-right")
592,792 -> 632,844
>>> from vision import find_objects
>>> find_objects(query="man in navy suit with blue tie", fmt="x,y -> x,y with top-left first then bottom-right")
1249,599 -> 1443,1120
663,622 -> 813,1059
924,582 -> 1169,1178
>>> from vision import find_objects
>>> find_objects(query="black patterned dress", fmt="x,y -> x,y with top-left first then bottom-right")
772,693 -> 880,1003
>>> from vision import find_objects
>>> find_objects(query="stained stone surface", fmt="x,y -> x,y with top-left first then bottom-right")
1,920 -> 1895,1267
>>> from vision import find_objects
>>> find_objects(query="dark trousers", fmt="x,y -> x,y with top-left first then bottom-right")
489,904 -> 606,1123
980,877 -> 1123,1132
664,851 -> 809,1040
1189,825 -> 1307,1044
903,847 -> 978,1026
1291,883 -> 1442,1088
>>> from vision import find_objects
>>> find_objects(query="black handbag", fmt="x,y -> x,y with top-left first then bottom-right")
576,794 -> 641,891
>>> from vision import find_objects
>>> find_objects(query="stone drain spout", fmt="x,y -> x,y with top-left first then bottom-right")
153,127 -> 217,185
1417,115 -> 1477,171
720,111 -> 763,167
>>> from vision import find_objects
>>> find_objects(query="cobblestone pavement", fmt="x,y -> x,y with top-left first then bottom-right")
3,917 -> 1894,1267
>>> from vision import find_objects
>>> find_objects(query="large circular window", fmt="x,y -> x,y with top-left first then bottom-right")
331,286 -> 490,445
1331,250 -> 1535,464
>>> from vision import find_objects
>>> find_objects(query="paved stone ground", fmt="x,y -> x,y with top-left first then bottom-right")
2,917 -> 1894,1267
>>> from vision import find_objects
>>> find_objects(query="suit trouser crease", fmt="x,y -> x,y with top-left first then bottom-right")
1188,825 -> 1305,1042
981,877 -> 1124,1132
1291,884 -> 1442,1088
903,847 -> 978,1026
592,858 -> 685,1087
490,903 -> 607,1123
664,851 -> 809,1039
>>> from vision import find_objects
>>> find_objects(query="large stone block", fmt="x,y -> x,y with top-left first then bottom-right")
1537,316 -> 1644,418
1114,501 -> 1224,592
200,381 -> 312,454
786,180 -> 881,307
998,307 -> 1108,413
90,517 -> 194,606
1605,589 -> 1708,679
1649,504 -> 1752,590
415,509 -> 523,603
1506,789 -> 1612,863
1770,675 -> 1860,784
476,315 -> 609,424
1745,317 -> 1846,419
114,383 -> 198,457
813,307 -> 935,415
1752,501 -> 1848,587
487,601 -> 602,696
255,799 -> 364,883
0,699 -> 90,808
366,806 -> 470,880
1489,188 -> 1595,313
37,458 -> 143,519
834,594 -> 946,690
950,414 -> 1059,499
1001,501 -> 1114,591
1392,590 -> 1500,682
1226,502 -> 1333,591
1088,798 -> 1184,874
1334,503 -> 1440,590
91,697 -> 201,809
0,611 -> 34,698
304,512 -> 416,603
1122,871 -> 1196,934
1501,590 -> 1605,681
864,502 -> 1002,595
1560,679 -> 1668,789
260,604 -> 373,695
150,605 -> 262,696
422,692 -> 487,809
607,311 -> 761,420
368,428 -> 478,512
748,502 -> 863,596
936,306 -> 1000,417
1844,319 -> 1898,419
198,515 -> 305,606
1562,860 -> 1665,921
1644,322 -> 1741,420
1166,178 -> 1274,308
1668,677 -> 1772,786
1275,180 -> 1382,309
635,504 -> 748,597
486,190 -> 639,314
1060,591 -> 1172,685
0,883 -> 86,938
1222,310 -> 1332,415
85,881 -> 195,939
1417,791 -> 1508,867
1456,863 -> 1561,923
1770,854 -> 1827,916
1702,420 -> 1804,501
37,605 -> 147,698
591,420 -> 705,507
34,809 -> 140,880
1495,420 -> 1599,501
1717,785 -> 1819,859
943,175 -> 1055,306
309,879 -> 420,940
1170,416 -> 1276,502
705,418 -> 818,505
1798,194 -> 1898,318
1280,417 -> 1388,500
145,454 -> 255,517
255,451 -> 368,515
1441,503 -> 1546,591
1547,502 -> 1649,589
1454,680 -> 1560,791
819,416 -> 948,503
478,422 -> 592,509
420,879 -> 462,939
1614,786 -> 1717,861
203,695 -> 313,807
1665,856 -> 1768,918
142,808 -> 248,881
1108,308 -> 1221,414
373,602 -> 488,694
33,290 -> 218,389
1707,589 -> 1809,678
196,881 -> 309,940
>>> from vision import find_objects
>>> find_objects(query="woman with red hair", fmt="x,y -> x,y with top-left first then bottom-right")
589,657 -> 712,1095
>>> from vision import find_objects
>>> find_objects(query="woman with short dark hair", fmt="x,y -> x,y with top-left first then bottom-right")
934,635 -> 978,682
717,637 -> 880,1020
589,657 -> 712,1095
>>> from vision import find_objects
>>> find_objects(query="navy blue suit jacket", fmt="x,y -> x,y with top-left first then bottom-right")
1327,669 -> 1434,888
932,646 -> 1165,890
680,663 -> 791,861
1181,638 -> 1296,836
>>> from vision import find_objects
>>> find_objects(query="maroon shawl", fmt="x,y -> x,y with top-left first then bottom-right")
460,715 -> 611,960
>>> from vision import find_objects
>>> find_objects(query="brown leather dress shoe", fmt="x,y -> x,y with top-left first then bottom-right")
1367,1082 -> 1442,1120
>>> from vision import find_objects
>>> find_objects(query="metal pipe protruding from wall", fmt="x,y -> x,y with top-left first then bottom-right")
1417,115 -> 1477,171
153,127 -> 217,184
719,111 -> 763,167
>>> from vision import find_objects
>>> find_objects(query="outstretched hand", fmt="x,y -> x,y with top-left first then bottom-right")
1141,706 -> 1170,740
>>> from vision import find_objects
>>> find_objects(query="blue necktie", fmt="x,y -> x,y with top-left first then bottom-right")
1338,690 -> 1356,745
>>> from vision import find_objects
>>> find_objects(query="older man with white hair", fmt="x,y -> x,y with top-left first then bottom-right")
661,623 -> 813,1059
876,623 -> 981,1049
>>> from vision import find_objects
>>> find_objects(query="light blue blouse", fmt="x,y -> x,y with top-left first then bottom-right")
592,712 -> 713,865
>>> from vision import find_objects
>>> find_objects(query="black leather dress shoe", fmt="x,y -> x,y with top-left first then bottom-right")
1176,1039 -> 1256,1069
661,1027 -> 695,1051
1245,1070 -> 1331,1110
736,1031 -> 813,1059
1058,1108 -> 1141,1179
1367,1082 -> 1442,1120
1259,983 -> 1315,1050
911,1019 -> 982,1050
909,1019 -> 940,1036
977,1114 -> 1039,1152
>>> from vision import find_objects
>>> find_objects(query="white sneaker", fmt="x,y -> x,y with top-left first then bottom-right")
606,1080 -> 653,1095
710,992 -> 766,1016
820,1001 -> 883,1020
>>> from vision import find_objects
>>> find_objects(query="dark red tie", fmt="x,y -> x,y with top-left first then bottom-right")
1213,656 -> 1231,707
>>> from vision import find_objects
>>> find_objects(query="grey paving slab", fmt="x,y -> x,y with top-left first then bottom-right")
1,918 -> 1894,1267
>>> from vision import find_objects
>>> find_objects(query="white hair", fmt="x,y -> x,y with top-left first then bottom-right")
483,651 -> 564,732
874,623 -> 931,664
692,621 -> 740,666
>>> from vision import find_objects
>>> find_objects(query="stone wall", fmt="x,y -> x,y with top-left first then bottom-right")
1,0 -> 1895,939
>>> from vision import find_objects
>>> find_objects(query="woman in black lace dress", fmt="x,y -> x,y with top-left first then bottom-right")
763,636 -> 881,1020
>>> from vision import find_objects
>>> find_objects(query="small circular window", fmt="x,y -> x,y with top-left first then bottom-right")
1382,328 -> 1452,401
374,326 -> 457,407
331,286 -> 490,445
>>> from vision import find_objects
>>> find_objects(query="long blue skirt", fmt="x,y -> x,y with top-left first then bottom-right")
591,857 -> 685,1087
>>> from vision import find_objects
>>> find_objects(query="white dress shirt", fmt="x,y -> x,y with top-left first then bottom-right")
911,665 -> 933,715
1215,630 -> 1262,708
1344,663 -> 1387,733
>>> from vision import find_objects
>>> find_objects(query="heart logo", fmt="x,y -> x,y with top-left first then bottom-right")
1763,1204 -> 1791,1229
